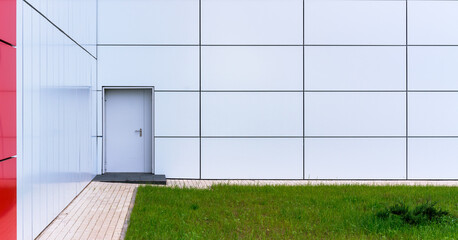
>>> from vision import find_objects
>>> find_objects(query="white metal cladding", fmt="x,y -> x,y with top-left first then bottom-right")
17,0 -> 97,239
97,0 -> 458,181
25,0 -> 97,55
15,1 -> 458,237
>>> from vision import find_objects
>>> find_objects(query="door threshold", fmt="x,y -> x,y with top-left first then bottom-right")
93,173 -> 166,185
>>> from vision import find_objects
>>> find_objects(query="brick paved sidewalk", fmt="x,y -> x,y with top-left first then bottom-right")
36,182 -> 137,240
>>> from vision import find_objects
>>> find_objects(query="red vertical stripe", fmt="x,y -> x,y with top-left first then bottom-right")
0,0 -> 16,46
0,42 -> 16,160
0,1 -> 17,238
0,158 -> 16,240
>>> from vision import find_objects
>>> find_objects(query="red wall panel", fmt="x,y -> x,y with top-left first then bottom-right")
0,157 -> 16,240
0,0 -> 16,46
0,42 -> 16,160
0,1 -> 16,239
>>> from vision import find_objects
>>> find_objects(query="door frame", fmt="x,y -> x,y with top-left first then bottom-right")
102,86 -> 155,174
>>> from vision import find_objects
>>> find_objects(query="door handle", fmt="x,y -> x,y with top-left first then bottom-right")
135,128 -> 142,137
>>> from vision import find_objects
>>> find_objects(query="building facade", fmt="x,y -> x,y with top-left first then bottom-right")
0,0 -> 457,239
98,0 -> 458,180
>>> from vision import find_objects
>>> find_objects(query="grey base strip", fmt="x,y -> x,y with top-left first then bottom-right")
93,173 -> 166,185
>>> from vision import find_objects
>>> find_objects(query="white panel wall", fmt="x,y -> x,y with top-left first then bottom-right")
408,93 -> 458,136
305,93 -> 406,136
97,0 -> 458,180
408,139 -> 458,179
202,138 -> 303,179
305,47 -> 406,91
25,0 -> 97,55
407,0 -> 458,180
202,93 -> 302,137
305,0 -> 406,44
202,46 -> 302,91
98,0 -> 199,44
155,138 -> 200,179
201,0 -> 303,44
98,0 -> 201,179
408,47 -> 458,90
303,0 -> 407,179
408,0 -> 458,45
18,2 -> 97,239
155,92 -> 199,137
305,138 -> 406,179
98,46 -> 199,90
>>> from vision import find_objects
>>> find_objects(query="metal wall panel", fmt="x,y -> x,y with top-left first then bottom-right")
409,93 -> 458,136
0,158 -> 16,240
25,0 -> 97,55
155,138 -> 200,179
202,92 -> 303,137
305,93 -> 406,137
305,0 -> 406,45
305,46 -> 406,91
17,3 -> 97,239
409,47 -> 458,91
0,42 -> 16,160
202,46 -> 303,91
155,93 -> 199,137
201,138 -> 303,179
0,0 -> 16,45
98,0 -> 199,44
202,0 -> 302,44
305,139 -> 406,179
97,46 -> 199,91
408,138 -> 458,179
408,0 -> 458,45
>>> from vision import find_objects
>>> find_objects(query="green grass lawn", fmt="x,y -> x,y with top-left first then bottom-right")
126,184 -> 457,240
